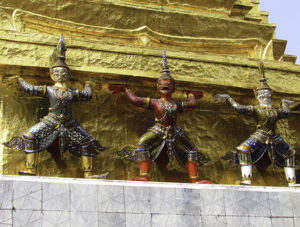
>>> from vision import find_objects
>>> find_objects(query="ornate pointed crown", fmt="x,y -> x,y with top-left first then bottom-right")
50,34 -> 70,69
256,61 -> 271,91
158,50 -> 174,81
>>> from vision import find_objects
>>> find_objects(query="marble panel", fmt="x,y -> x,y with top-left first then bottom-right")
294,217 -> 300,227
71,211 -> 98,227
98,212 -> 126,227
71,184 -> 98,212
290,191 -> 300,217
199,188 -> 225,216
269,191 -> 293,217
271,217 -> 294,227
150,188 -> 176,214
224,190 -> 248,216
249,217 -> 271,227
177,214 -> 202,227
98,185 -> 125,213
176,188 -> 201,215
124,186 -> 151,214
13,210 -> 42,227
0,180 -> 12,209
201,215 -> 227,227
13,180 -> 41,210
0,210 -> 12,226
42,211 -> 71,227
226,216 -> 249,227
152,214 -> 177,227
2,175 -> 300,227
125,213 -> 151,227
247,191 -> 270,217
43,182 -> 70,211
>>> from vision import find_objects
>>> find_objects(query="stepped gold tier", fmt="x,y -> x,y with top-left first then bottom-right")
0,0 -> 299,186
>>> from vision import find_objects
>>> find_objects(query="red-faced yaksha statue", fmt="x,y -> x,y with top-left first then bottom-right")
111,51 -> 209,183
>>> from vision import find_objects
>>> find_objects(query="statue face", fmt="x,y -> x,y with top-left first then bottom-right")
50,67 -> 69,82
157,78 -> 175,95
257,89 -> 272,106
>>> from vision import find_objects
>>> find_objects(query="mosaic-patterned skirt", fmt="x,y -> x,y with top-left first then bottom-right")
236,130 -> 295,167
5,114 -> 104,157
116,124 -> 208,168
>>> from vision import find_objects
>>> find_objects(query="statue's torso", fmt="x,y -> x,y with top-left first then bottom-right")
154,99 -> 178,127
47,86 -> 75,118
254,106 -> 278,134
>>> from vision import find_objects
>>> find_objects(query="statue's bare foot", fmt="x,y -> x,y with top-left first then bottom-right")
84,172 -> 108,179
193,180 -> 214,184
128,176 -> 150,181
15,168 -> 36,176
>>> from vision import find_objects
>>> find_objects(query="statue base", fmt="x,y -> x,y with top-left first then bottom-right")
0,175 -> 299,226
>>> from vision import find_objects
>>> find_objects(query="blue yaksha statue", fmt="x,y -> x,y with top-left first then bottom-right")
4,35 -> 105,178
215,62 -> 296,186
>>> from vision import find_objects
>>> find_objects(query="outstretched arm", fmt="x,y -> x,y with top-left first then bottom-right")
181,91 -> 202,111
277,99 -> 294,118
214,94 -> 254,116
109,84 -> 151,108
227,97 -> 254,116
19,78 -> 47,97
125,88 -> 150,108
76,82 -> 92,101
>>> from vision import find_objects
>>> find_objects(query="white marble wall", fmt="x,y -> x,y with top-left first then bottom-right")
0,175 -> 300,227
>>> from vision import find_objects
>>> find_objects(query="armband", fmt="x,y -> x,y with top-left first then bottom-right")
143,97 -> 150,108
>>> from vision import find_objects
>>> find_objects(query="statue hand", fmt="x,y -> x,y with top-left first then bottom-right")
17,76 -> 23,82
214,94 -> 230,103
220,151 -> 236,164
281,99 -> 294,106
2,75 -> 22,84
291,103 -> 300,111
187,91 -> 203,100
109,84 -> 128,95
85,80 -> 97,87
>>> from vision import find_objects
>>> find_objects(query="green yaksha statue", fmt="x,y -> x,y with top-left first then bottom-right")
110,50 -> 209,183
4,35 -> 105,178
215,62 -> 296,186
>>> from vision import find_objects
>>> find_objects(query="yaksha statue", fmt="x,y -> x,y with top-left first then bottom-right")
111,50 -> 209,183
4,35 -> 105,178
215,62 -> 296,186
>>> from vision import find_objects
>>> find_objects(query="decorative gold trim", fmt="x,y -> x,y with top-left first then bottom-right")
76,89 -> 80,100
283,148 -> 296,158
140,172 -> 150,177
241,176 -> 251,180
143,97 -> 150,108
12,8 -> 267,57
155,111 -> 168,124
287,178 -> 296,183
23,131 -> 35,139
42,85 -> 47,97
187,93 -> 194,98
123,0 -> 230,15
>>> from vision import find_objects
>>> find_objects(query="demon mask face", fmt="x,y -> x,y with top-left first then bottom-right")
157,78 -> 175,96
257,89 -> 272,106
50,67 -> 69,82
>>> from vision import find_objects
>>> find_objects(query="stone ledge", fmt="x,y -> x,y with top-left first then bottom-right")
0,175 -> 300,226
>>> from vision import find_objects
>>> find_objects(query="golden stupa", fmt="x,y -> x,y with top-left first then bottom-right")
0,0 -> 299,186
